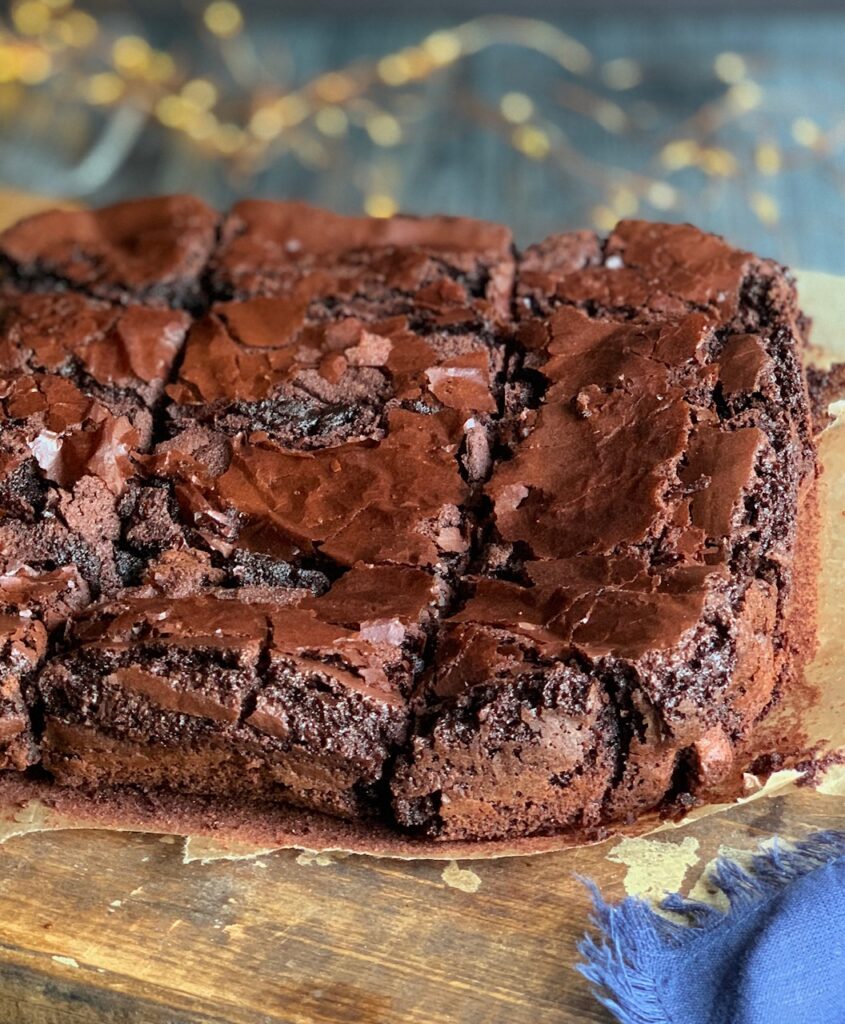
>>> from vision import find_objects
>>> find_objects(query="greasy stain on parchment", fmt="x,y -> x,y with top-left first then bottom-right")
607,836 -> 700,901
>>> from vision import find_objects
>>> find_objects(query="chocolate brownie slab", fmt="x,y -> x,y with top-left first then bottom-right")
0,200 -> 818,847
0,195 -> 218,307
39,566 -> 443,819
393,225 -> 816,841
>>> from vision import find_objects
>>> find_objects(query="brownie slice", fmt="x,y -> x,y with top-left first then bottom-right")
0,565 -> 89,769
166,300 -> 501,471
210,200 -> 515,323
38,565 -> 443,819
0,291 -> 190,447
393,223 -> 817,841
0,373 -> 141,596
136,409 -> 472,584
0,195 -> 218,308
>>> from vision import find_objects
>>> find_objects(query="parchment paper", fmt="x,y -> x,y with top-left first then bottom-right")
0,268 -> 842,863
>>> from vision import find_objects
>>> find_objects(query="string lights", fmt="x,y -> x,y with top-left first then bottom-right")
0,0 -> 835,233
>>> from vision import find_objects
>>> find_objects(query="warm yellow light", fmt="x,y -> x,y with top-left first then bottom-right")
595,100 -> 626,133
610,186 -> 638,218
0,47 -> 20,84
512,125 -> 550,160
500,91 -> 534,124
421,30 -> 461,66
377,54 -> 411,86
366,112 -> 402,147
792,118 -> 822,148
314,72 -> 355,103
315,106 -> 348,137
112,35 -> 151,75
365,193 -> 398,218
214,122 -> 246,154
647,182 -> 677,210
698,147 -> 737,177
601,58 -> 641,91
182,78 -> 217,110
750,191 -> 779,225
203,1 -> 243,39
276,94 -> 309,126
60,10 -> 98,48
17,47 -> 51,83
85,71 -> 124,105
660,139 -> 698,170
726,80 -> 763,112
249,105 -> 284,140
755,142 -> 781,176
13,1 -> 51,37
156,95 -> 190,128
714,51 -> 747,84
591,205 -> 618,232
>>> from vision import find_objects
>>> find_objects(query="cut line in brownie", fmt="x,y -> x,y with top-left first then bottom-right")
38,565 -> 444,820
0,195 -> 218,308
393,224 -> 817,841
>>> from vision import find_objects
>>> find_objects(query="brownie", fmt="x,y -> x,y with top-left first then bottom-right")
0,373 -> 142,596
0,202 -> 819,845
0,291 -> 190,447
166,301 -> 502,469
0,565 -> 89,769
391,223 -> 817,840
0,195 -> 218,307
38,565 -> 443,818
210,200 -> 515,323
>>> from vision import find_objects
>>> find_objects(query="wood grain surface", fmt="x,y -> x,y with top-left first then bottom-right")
1,791 -> 843,1024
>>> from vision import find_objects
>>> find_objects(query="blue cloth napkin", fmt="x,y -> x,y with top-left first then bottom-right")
578,831 -> 845,1024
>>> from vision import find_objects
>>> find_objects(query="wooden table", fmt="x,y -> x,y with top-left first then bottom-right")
0,789 -> 842,1024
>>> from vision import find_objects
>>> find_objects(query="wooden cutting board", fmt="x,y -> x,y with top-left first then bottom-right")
0,191 -> 843,1024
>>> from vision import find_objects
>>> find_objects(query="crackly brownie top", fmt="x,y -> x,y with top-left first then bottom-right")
0,291 -> 190,399
166,299 -> 500,449
0,202 -> 816,724
0,373 -> 140,497
0,195 -> 218,304
517,219 -> 792,324
146,408 -> 471,572
211,199 -> 515,321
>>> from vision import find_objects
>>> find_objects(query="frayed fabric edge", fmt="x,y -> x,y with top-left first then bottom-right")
576,830 -> 845,1024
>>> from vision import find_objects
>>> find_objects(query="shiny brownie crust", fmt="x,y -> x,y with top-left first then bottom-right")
0,198 -> 818,842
